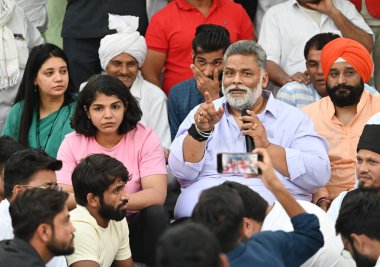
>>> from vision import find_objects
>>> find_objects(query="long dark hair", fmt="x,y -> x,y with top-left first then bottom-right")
71,74 -> 142,136
14,43 -> 76,148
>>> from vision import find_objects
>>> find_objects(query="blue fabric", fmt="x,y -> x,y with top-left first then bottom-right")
167,78 -> 203,140
227,213 -> 324,267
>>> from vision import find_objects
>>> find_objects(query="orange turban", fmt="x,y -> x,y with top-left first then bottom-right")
320,38 -> 373,83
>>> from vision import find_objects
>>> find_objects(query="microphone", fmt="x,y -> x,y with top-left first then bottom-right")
241,109 -> 255,152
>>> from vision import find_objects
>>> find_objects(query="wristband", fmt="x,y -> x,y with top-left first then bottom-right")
188,124 -> 212,142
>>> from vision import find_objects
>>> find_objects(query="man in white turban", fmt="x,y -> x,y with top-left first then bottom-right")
0,0 -> 43,132
99,14 -> 170,149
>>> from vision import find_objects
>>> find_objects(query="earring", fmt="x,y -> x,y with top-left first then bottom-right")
34,84 -> 38,92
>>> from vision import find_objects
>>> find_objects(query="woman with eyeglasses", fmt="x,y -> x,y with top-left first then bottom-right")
2,43 -> 77,158
56,74 -> 168,267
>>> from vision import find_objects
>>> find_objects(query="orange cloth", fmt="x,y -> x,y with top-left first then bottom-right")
303,90 -> 380,196
321,37 -> 373,83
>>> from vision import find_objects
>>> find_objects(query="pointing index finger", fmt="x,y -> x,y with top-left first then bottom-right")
204,91 -> 213,103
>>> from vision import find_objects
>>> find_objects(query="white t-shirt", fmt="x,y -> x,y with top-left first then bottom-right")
258,0 -> 373,77
66,205 -> 132,267
262,200 -> 355,267
0,199 -> 13,241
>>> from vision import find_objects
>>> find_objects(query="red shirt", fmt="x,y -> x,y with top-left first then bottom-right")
145,0 -> 254,94
349,0 -> 380,18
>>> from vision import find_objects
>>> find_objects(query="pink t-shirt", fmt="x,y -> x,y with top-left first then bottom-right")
56,123 -> 167,194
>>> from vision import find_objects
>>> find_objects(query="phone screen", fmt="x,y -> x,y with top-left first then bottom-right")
217,153 -> 261,175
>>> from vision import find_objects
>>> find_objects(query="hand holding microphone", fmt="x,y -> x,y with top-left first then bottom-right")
240,109 -> 270,150
241,109 -> 255,152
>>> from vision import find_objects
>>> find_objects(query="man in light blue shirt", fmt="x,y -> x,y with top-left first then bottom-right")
168,40 -> 331,219
277,33 -> 379,108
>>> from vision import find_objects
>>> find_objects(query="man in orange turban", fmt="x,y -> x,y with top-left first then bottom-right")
303,37 -> 380,211
321,37 -> 373,84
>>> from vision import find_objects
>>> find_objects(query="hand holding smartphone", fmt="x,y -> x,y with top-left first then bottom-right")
217,152 -> 262,175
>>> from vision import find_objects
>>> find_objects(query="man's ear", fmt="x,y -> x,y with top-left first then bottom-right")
261,71 -> 269,89
242,217 -> 261,239
351,233 -> 372,255
36,223 -> 52,243
87,193 -> 99,208
12,184 -> 25,196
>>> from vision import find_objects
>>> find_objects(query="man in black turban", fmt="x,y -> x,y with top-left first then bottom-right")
356,124 -> 380,191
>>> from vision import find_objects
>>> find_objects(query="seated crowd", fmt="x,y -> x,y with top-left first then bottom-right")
1,1 -> 380,267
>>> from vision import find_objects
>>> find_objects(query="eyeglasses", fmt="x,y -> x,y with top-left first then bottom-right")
19,184 -> 63,192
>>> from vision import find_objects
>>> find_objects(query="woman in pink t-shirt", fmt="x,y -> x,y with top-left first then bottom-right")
56,74 -> 168,267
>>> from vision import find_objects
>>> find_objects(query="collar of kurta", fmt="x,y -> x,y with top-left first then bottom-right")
174,0 -> 221,12
129,71 -> 143,101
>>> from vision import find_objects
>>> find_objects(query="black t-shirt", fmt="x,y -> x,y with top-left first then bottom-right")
0,238 -> 45,267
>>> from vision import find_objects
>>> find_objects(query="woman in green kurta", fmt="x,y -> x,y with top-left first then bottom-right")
2,43 -> 77,158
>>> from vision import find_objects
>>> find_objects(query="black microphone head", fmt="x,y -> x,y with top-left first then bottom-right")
241,109 -> 249,117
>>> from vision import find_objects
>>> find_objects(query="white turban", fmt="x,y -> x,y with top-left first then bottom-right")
99,14 -> 147,70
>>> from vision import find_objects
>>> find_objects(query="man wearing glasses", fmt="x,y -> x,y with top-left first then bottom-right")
0,148 -> 67,267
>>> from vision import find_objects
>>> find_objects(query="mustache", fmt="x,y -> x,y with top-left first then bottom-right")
224,84 -> 251,93
117,199 -> 128,210
116,74 -> 133,79
330,84 -> 356,92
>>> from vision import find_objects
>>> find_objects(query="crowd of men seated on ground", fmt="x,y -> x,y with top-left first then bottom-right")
1,0 -> 380,266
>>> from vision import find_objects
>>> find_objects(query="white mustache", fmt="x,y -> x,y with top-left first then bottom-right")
224,84 -> 251,94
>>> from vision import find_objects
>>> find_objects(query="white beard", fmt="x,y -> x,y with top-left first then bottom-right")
222,80 -> 263,111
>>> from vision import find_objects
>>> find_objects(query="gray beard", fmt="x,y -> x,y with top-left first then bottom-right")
222,83 -> 263,111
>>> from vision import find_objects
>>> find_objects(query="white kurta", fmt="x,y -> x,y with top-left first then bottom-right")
0,6 -> 44,132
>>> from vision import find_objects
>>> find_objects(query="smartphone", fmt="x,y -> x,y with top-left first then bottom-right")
217,153 -> 262,175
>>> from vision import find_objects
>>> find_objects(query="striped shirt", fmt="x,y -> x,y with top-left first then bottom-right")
276,81 -> 379,108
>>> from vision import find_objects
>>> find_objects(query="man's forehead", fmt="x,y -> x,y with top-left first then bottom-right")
107,177 -> 126,190
307,49 -> 321,61
195,48 -> 224,59
28,169 -> 57,184
357,149 -> 380,159
110,53 -> 138,63
330,61 -> 355,71
225,54 -> 259,69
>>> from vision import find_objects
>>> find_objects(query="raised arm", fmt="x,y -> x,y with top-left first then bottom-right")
183,92 -> 224,163
305,0 -> 373,52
